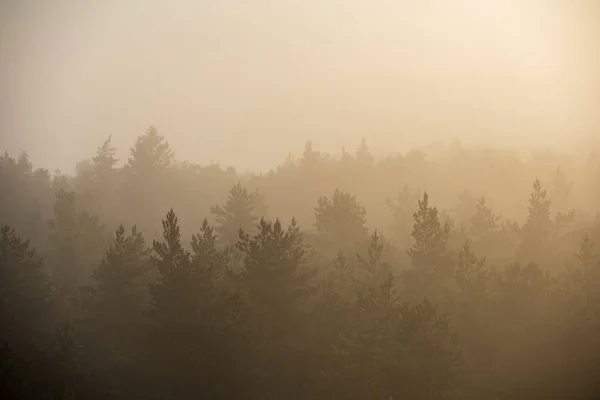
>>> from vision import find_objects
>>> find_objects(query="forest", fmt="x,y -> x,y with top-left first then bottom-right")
2,127 -> 600,399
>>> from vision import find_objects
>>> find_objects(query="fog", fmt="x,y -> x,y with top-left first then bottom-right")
2,2 -> 600,399
2,0 -> 599,172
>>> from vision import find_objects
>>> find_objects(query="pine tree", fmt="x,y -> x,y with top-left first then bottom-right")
235,217 -> 318,397
191,218 -> 229,282
127,126 -> 173,173
455,241 -> 488,296
470,196 -> 500,240
149,209 -> 227,397
407,192 -> 452,271
314,189 -> 368,251
237,218 -> 316,310
576,233 -> 598,269
123,127 -> 175,237
211,182 -> 261,245
300,141 -> 322,167
518,179 -> 554,265
523,179 -> 553,236
0,152 -> 53,252
92,136 -> 118,171
355,137 -> 374,165
355,231 -> 394,291
80,226 -> 151,355
354,232 -> 396,313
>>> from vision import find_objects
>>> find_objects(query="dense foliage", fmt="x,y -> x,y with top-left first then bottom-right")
2,129 -> 600,399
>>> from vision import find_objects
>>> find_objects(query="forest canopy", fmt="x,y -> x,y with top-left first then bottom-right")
1,129 -> 600,399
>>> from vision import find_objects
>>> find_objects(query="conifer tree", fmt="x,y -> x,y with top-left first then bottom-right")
150,209 -> 227,397
235,218 -> 318,397
355,137 -> 374,165
123,127 -> 175,236
455,241 -> 488,296
80,225 -> 151,360
470,196 -> 500,240
523,179 -> 553,236
211,182 -> 261,245
407,192 -> 452,271
191,218 -> 229,283
576,233 -> 598,269
314,189 -> 368,251
237,218 -> 316,311
92,136 -> 118,171
355,231 -> 394,293
518,179 -> 554,265
127,126 -> 173,173
0,152 -> 53,251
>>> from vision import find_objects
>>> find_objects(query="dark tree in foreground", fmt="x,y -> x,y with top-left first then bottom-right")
148,209 -> 231,398
235,217 -> 318,398
0,225 -> 52,349
79,224 -> 151,397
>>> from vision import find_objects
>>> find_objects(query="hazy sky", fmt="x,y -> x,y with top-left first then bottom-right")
1,0 -> 598,173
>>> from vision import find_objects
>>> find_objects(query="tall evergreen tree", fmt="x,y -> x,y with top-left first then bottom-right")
210,182 -> 261,245
407,192 -> 452,271
235,217 -> 318,397
355,137 -> 374,165
74,136 -> 119,219
79,224 -> 151,390
123,127 -> 175,237
149,209 -> 228,397
470,196 -> 500,240
127,127 -> 173,173
523,179 -> 553,236
518,179 -> 554,265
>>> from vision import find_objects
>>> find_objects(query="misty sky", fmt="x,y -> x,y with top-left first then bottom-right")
1,0 -> 598,173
